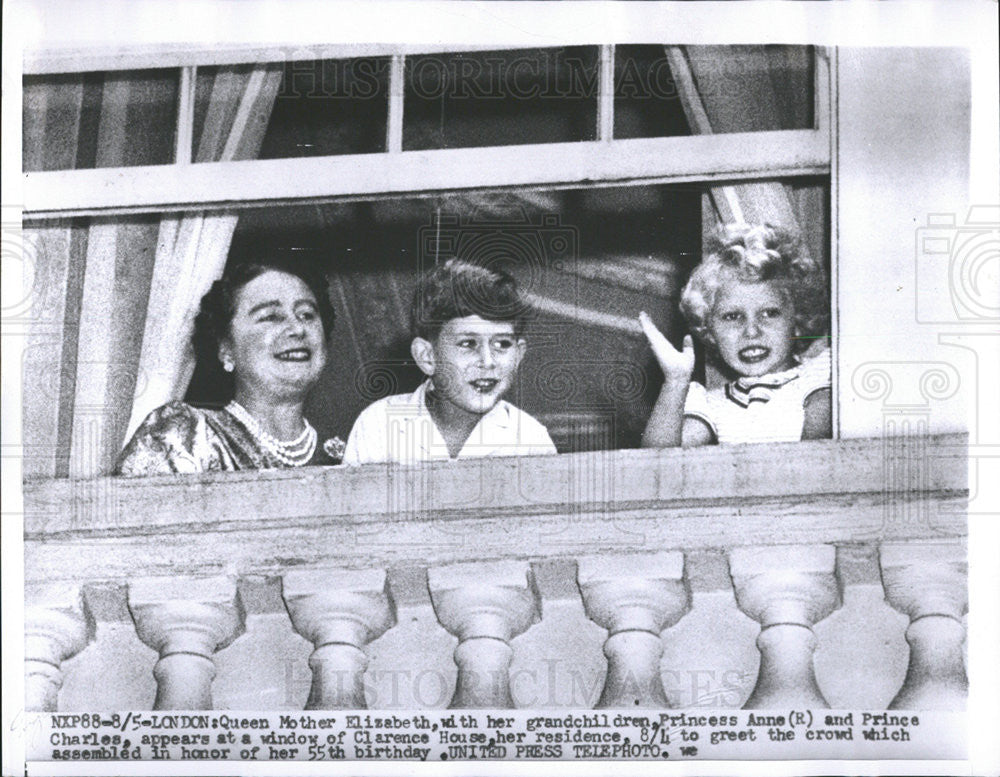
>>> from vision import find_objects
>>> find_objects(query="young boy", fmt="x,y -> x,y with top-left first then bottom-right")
342,259 -> 557,464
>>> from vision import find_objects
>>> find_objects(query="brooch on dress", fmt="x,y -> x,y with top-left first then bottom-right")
323,436 -> 347,462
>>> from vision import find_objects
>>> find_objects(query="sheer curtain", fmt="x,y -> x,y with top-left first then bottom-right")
667,45 -> 830,381
127,65 -> 283,446
22,64 -> 281,478
667,45 -> 826,262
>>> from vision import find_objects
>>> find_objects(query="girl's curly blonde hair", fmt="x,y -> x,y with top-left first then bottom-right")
680,223 -> 828,355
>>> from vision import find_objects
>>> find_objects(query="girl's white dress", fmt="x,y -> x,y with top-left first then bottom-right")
683,349 -> 831,444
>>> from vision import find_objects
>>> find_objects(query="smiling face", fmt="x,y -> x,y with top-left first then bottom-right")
412,315 -> 525,419
707,278 -> 797,378
220,270 -> 328,403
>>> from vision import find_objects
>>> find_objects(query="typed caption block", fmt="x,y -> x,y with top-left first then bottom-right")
27,709 -> 964,763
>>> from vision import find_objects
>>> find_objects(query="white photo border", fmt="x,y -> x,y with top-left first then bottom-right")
3,2 -> 998,776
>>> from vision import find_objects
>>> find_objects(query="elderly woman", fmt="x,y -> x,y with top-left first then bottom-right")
116,258 -> 339,475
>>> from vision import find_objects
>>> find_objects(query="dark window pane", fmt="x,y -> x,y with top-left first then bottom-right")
247,58 -> 390,159
614,45 -> 692,139
680,45 -> 815,133
192,182 -> 707,452
615,45 -> 814,139
23,69 -> 178,171
403,47 -> 599,150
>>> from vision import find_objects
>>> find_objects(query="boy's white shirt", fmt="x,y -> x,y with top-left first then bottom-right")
342,379 -> 557,465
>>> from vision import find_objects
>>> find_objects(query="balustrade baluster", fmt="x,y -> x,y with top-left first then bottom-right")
282,568 -> 396,709
25,585 -> 95,711
880,541 -> 967,709
729,544 -> 840,708
428,561 -> 540,709
128,576 -> 244,710
578,552 -> 689,708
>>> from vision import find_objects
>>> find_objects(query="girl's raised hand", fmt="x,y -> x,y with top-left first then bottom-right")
639,311 -> 695,382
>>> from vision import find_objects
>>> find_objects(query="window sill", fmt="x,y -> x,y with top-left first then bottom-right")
24,433 -> 967,585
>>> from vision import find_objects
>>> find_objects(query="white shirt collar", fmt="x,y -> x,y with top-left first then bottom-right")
406,379 -> 513,458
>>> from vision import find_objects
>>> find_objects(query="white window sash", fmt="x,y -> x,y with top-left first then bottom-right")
23,44 -> 830,219
23,129 -> 828,219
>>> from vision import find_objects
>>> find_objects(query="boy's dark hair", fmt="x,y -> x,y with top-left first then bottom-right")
410,259 -> 527,341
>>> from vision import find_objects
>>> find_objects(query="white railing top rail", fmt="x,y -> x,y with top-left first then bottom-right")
24,434 -> 968,585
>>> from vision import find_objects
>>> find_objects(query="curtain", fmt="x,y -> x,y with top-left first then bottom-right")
667,45 -> 830,383
667,45 -> 826,262
126,65 -> 283,446
21,65 -> 281,478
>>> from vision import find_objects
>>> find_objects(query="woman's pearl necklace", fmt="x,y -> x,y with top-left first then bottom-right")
225,401 -> 317,467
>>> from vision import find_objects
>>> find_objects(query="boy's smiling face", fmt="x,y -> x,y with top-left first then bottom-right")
412,315 -> 526,417
707,279 -> 797,378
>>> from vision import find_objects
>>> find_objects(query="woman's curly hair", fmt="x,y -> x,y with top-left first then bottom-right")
679,223 -> 828,356
192,256 -> 336,377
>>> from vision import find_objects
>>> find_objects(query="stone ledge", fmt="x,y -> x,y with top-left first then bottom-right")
24,434 -> 968,538
23,435 -> 968,585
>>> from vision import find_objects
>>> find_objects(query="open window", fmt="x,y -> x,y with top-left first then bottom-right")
21,44 -> 831,475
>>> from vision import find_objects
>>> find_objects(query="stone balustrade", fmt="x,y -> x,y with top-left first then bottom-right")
283,568 -> 396,709
25,584 -> 95,712
880,541 -> 968,710
129,576 -> 244,710
729,544 -> 839,708
578,552 -> 688,708
22,435 -> 968,712
428,561 -> 540,709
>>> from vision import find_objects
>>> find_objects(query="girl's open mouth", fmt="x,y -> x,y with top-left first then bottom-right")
739,346 -> 771,363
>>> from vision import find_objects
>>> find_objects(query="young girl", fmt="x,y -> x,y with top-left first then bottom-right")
640,223 -> 831,447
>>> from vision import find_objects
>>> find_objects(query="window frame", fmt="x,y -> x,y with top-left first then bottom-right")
19,43 -> 839,462
22,44 -> 832,220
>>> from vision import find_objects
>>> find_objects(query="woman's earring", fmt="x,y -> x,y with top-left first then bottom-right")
222,359 -> 234,373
